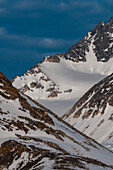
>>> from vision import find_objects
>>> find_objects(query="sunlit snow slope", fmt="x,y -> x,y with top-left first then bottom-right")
63,73 -> 113,150
12,17 -> 113,116
1,72 -> 113,169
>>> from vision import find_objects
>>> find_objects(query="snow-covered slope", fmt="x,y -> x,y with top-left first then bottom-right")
0,72 -> 113,169
12,17 -> 113,116
63,73 -> 113,147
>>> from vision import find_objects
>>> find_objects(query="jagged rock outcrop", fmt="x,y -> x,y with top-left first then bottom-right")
46,17 -> 113,63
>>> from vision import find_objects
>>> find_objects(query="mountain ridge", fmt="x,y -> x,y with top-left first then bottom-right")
63,73 -> 113,147
1,72 -> 113,169
11,17 -> 113,116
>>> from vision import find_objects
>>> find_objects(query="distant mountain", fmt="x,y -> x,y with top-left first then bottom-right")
1,72 -> 113,169
63,73 -> 113,149
12,17 -> 113,116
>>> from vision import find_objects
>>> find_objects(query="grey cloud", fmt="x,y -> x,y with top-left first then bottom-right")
0,28 -> 7,35
0,8 -> 7,13
103,0 -> 113,4
0,0 -> 7,4
0,0 -> 108,19
0,27 -> 77,49
13,0 -> 101,12
13,0 -> 60,10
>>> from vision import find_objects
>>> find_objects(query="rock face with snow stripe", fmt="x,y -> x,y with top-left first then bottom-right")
1,140 -> 113,170
63,73 -> 113,144
47,17 -> 113,63
42,17 -> 113,63
0,72 -> 113,169
48,21 -> 105,62
12,17 -> 113,116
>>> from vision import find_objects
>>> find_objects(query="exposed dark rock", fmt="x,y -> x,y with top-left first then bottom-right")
30,82 -> 37,88
48,91 -> 58,98
39,76 -> 51,82
30,82 -> 44,89
64,89 -> 72,93
48,90 -> 62,98
0,72 -> 19,100
36,83 -> 44,89
46,87 -> 55,92
21,84 -> 30,92
42,55 -> 60,63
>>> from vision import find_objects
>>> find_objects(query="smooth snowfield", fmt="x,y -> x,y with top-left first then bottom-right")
40,42 -> 113,114
36,99 -> 76,115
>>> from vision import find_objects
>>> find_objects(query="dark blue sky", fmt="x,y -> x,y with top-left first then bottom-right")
0,0 -> 113,79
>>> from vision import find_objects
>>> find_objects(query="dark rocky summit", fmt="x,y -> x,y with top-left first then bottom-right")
44,17 -> 113,63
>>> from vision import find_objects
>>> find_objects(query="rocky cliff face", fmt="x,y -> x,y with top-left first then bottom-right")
48,17 -> 113,63
0,72 -> 113,169
63,73 -> 113,144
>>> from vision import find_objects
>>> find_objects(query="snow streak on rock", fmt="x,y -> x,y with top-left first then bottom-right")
63,73 -> 113,144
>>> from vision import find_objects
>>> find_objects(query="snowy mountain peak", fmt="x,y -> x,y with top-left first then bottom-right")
43,20 -> 105,63
12,17 -> 113,116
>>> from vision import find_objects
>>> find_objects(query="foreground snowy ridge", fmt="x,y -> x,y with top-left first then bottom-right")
12,17 -> 113,115
0,72 -> 113,169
